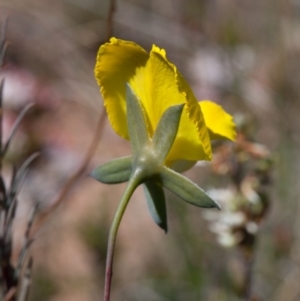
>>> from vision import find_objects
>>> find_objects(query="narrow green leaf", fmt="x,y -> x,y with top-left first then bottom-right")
160,166 -> 220,209
143,180 -> 167,232
2,103 -> 35,157
126,83 -> 149,154
0,18 -> 8,67
91,156 -> 132,184
15,204 -> 38,278
17,256 -> 33,301
0,176 -> 6,208
0,79 -> 4,107
10,152 -> 40,198
5,153 -> 40,235
152,104 -> 184,165
0,79 -> 5,154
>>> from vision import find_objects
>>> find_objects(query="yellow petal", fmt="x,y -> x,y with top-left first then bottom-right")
129,45 -> 186,136
166,106 -> 209,163
94,38 -> 148,139
174,71 -> 212,161
130,45 -> 212,162
95,38 -> 217,163
200,101 -> 236,141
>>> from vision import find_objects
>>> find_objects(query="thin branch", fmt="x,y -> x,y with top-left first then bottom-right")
106,0 -> 117,41
31,108 -> 106,237
30,0 -> 115,237
3,287 -> 16,301
242,249 -> 255,301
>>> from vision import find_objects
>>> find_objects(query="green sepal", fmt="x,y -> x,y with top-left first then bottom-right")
152,104 -> 184,165
90,156 -> 132,184
160,166 -> 220,209
143,180 -> 167,233
126,83 -> 149,154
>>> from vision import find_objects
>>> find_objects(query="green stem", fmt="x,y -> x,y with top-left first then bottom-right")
104,175 -> 141,301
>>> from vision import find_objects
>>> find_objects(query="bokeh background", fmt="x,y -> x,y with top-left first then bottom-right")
0,0 -> 299,300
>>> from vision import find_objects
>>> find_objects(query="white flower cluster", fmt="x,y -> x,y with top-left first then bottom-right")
203,187 -> 260,248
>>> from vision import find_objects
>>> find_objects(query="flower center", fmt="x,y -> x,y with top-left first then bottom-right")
132,145 -> 162,181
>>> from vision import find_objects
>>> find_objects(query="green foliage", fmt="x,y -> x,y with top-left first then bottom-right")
80,218 -> 108,262
29,269 -> 58,301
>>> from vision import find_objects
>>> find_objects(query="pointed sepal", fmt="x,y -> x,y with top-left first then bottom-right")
160,166 -> 220,209
126,83 -> 149,154
91,156 -> 132,184
143,180 -> 167,232
152,104 -> 184,165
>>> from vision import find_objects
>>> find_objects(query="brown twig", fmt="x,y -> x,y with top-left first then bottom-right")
3,287 -> 17,301
106,0 -> 117,41
30,0 -> 116,236
242,248 -> 255,301
31,108 -> 106,237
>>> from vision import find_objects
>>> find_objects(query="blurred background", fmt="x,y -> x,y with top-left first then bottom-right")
0,0 -> 299,300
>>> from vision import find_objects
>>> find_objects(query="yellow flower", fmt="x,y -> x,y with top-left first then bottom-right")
95,38 -> 235,166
